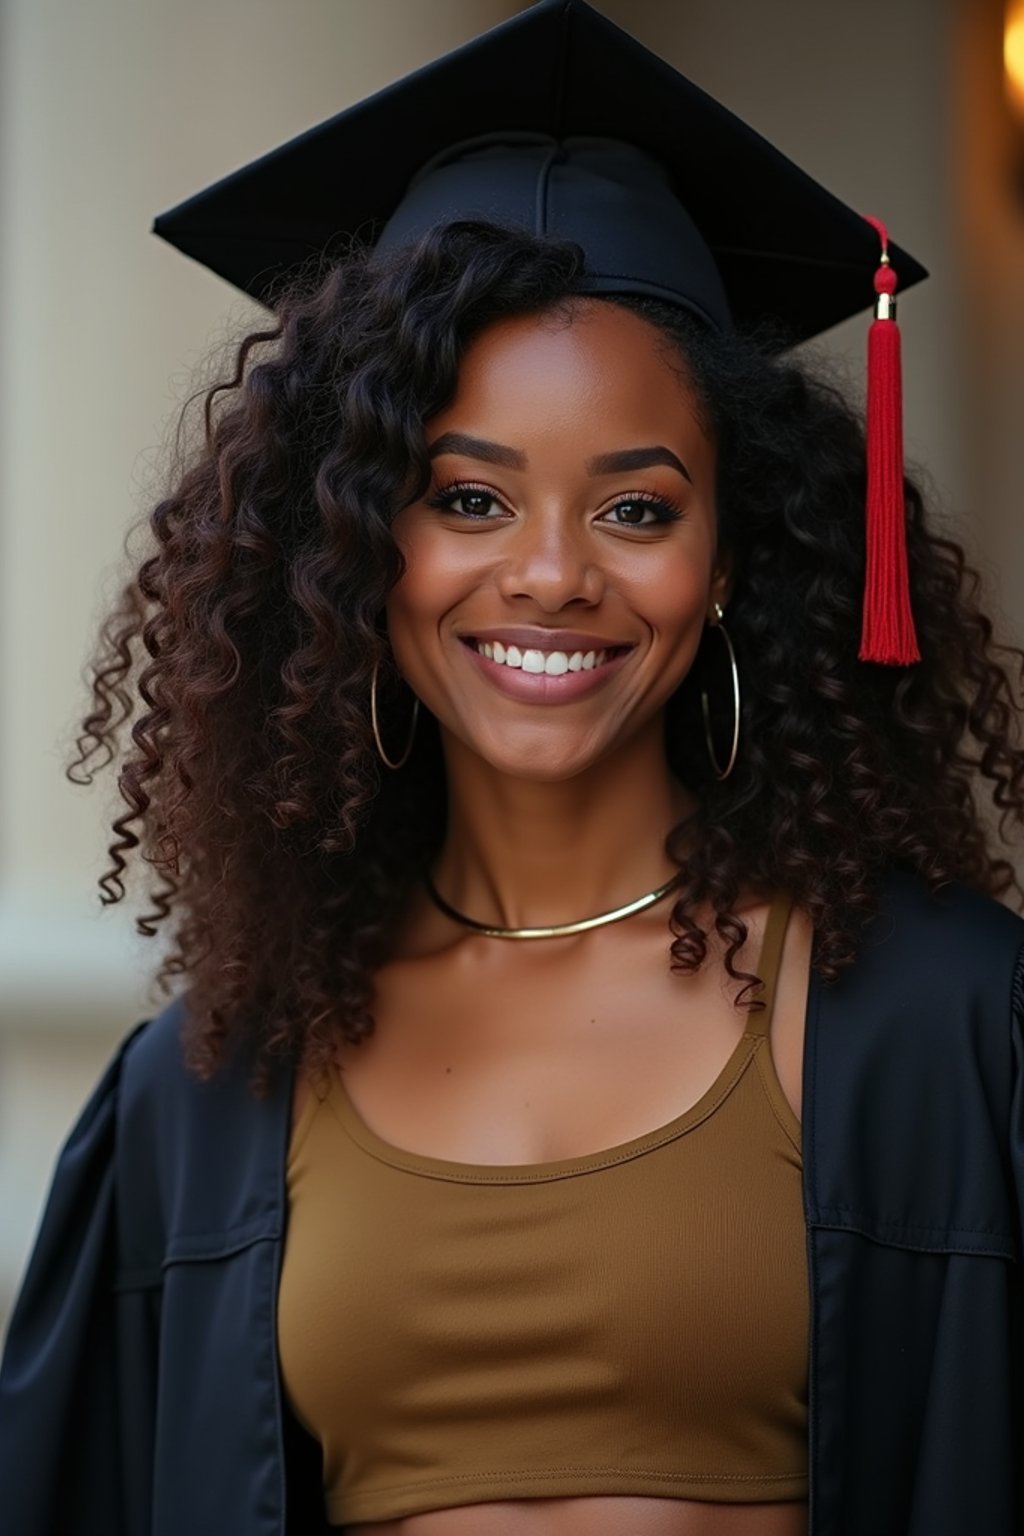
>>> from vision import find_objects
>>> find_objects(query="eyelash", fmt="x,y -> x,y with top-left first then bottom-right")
425,481 -> 685,527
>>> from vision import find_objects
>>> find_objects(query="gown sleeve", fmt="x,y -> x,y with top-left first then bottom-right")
1012,942 -> 1024,1245
0,1021 -> 155,1536
1010,942 -> 1024,1534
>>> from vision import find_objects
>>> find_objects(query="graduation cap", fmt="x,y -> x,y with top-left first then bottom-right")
153,0 -> 926,664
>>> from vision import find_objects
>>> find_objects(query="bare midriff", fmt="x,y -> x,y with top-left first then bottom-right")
344,1494 -> 809,1535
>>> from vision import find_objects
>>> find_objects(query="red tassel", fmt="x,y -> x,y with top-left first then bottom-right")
859,215 -> 920,665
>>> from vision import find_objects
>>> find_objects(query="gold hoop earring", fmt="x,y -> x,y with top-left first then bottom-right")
370,656 -> 420,770
700,601 -> 740,781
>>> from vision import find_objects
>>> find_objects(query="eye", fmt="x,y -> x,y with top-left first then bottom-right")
426,482 -> 505,520
600,494 -> 684,528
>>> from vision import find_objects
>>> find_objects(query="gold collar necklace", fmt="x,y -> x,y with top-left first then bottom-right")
422,868 -> 685,940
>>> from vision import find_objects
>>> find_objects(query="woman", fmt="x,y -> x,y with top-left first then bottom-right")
2,3 -> 1024,1534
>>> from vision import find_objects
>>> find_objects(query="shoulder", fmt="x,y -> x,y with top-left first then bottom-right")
810,869 -> 1024,1141
811,867 -> 1023,1132
119,992 -> 190,1093
117,994 -> 219,1161
848,869 -> 1024,1007
808,870 -> 1024,1250
119,993 -> 291,1122
877,867 -> 1024,946
116,995 -> 292,1263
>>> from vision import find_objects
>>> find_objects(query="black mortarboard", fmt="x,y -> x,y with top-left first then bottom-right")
153,0 -> 926,343
152,0 -> 927,663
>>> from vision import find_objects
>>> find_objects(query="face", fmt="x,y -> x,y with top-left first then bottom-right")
386,299 -> 730,782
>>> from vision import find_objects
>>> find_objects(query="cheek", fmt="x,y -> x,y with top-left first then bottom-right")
385,572 -> 435,673
637,547 -> 714,637
626,545 -> 717,704
383,524 -> 466,684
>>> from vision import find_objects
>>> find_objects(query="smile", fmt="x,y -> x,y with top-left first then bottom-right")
467,638 -> 626,674
458,635 -> 635,703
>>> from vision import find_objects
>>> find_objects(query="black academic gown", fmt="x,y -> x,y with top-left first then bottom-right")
1,869 -> 1023,1536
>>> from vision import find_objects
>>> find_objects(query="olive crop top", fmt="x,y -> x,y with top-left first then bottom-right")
278,891 -> 808,1525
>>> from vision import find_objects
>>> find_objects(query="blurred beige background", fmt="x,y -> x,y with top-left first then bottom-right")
1,0 -> 1022,1327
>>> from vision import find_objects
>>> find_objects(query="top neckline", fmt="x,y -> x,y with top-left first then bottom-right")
324,1027 -> 764,1184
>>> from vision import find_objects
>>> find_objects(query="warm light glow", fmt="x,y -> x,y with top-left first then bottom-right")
1006,0 -> 1024,119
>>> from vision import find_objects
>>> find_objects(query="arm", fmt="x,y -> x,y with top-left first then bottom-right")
1010,944 -> 1024,1532
0,1021 -> 154,1536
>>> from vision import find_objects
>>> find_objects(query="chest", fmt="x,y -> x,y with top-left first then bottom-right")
280,1067 -> 809,1512
332,905 -> 810,1164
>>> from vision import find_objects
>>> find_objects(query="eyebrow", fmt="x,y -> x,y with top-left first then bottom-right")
427,432 -> 692,484
586,446 -> 692,483
427,432 -> 525,469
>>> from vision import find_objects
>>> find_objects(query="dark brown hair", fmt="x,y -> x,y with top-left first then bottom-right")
68,221 -> 1024,1086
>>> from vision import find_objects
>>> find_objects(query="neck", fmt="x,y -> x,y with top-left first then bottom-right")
432,716 -> 696,931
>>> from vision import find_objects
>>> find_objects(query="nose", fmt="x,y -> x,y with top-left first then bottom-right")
494,506 -> 605,611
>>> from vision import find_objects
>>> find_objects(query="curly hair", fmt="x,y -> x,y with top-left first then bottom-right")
67,220 -> 1024,1088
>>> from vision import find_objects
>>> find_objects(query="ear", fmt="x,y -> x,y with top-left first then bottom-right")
707,546 -> 734,619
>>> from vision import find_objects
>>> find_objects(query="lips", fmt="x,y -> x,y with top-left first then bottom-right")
457,632 -> 635,703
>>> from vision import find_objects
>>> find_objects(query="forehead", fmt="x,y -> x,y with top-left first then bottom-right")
431,301 -> 709,453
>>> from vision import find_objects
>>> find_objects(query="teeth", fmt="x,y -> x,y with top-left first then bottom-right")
472,640 -> 610,673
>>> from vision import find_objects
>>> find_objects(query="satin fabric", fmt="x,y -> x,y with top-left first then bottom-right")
1,869 -> 1022,1536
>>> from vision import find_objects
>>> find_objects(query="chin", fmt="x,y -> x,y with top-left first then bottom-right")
469,732 -> 613,784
